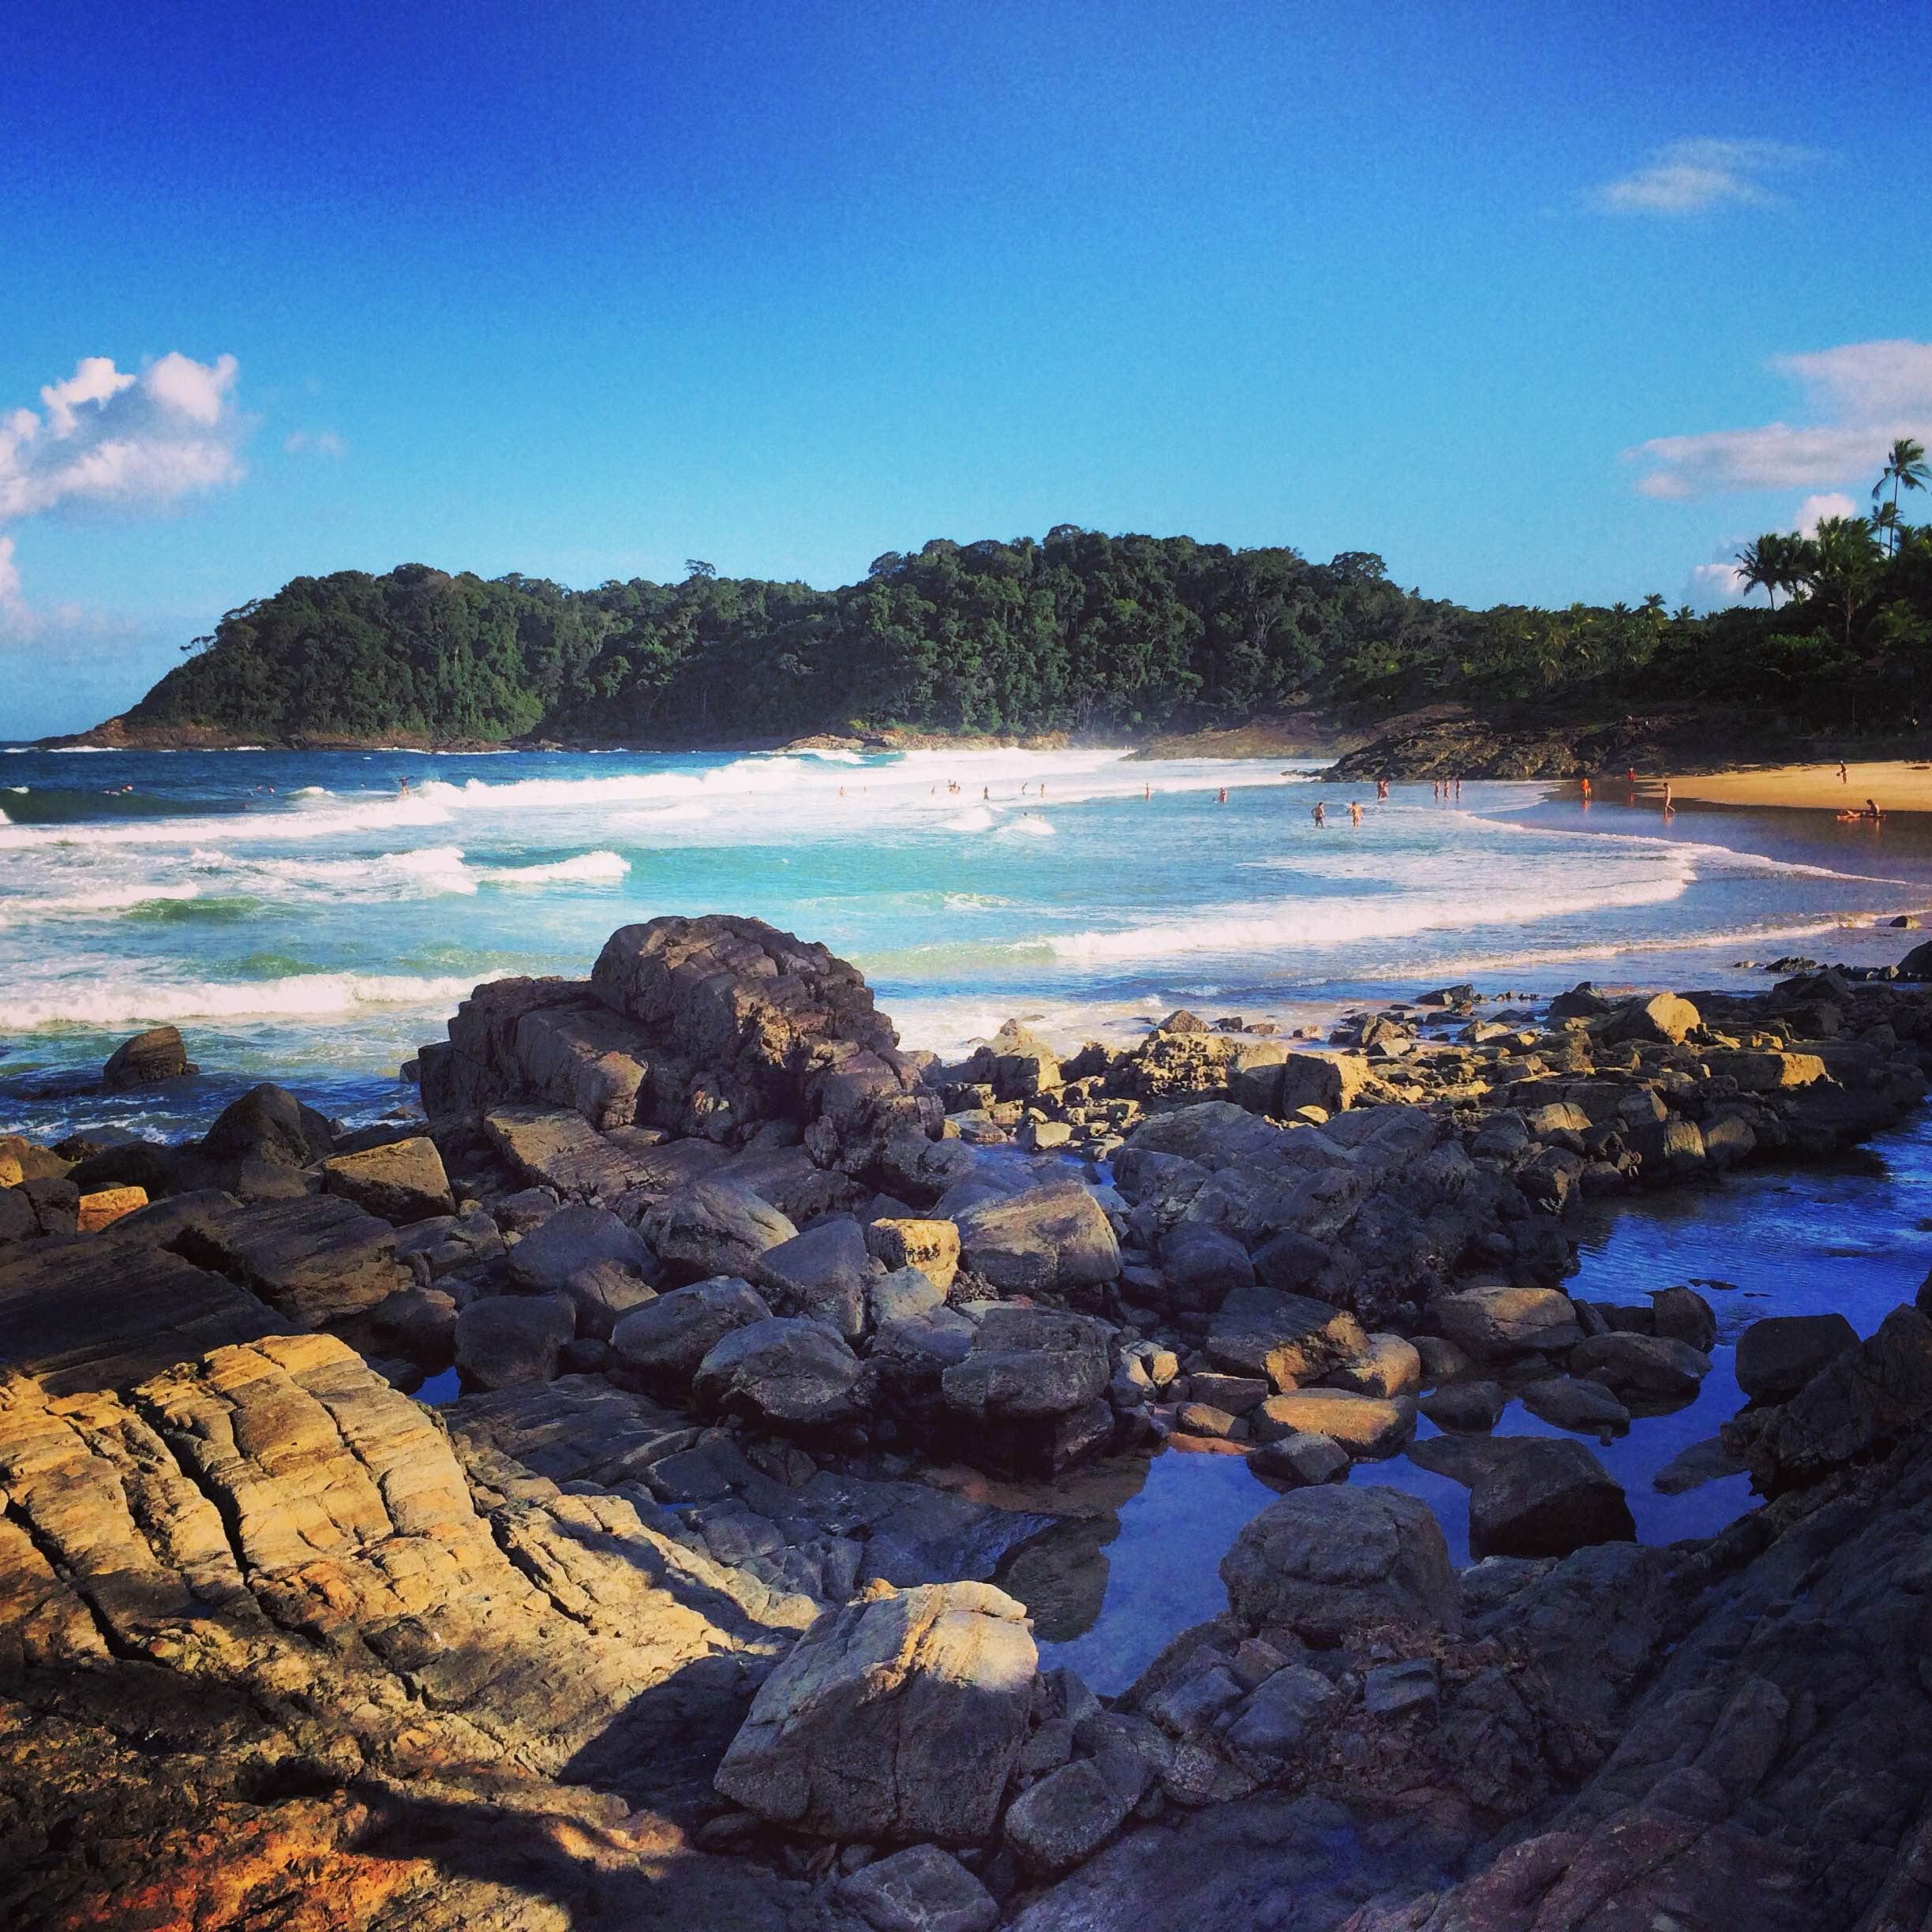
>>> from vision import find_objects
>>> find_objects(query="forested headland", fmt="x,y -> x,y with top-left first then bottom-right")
80,484 -> 1932,754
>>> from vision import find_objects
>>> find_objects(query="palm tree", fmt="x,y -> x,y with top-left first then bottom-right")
1874,436 -> 1930,552
1874,500 -> 1904,556
1804,515 -> 1881,651
1735,533 -> 1786,608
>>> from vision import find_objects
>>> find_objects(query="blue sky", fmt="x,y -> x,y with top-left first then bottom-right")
4,0 -> 1929,736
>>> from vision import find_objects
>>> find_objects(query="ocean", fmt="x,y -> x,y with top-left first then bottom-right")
3,741 -> 1931,1141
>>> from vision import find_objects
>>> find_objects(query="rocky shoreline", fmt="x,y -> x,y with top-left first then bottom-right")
6,915 -> 1932,1928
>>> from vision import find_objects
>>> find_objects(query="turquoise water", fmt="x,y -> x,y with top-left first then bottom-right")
5,743 -> 1930,1140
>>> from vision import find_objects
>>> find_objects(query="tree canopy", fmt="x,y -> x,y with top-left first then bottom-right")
125,519 -> 1932,744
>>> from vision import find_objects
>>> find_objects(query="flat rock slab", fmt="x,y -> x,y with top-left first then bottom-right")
322,1135 -> 455,1224
0,1230 -> 292,1395
485,1106 -> 727,1204
173,1194 -> 401,1326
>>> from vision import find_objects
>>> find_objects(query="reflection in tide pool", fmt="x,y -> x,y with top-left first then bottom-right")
1032,1110 -> 1932,1694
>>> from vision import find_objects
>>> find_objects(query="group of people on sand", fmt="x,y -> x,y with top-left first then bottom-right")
1578,761 -> 1885,824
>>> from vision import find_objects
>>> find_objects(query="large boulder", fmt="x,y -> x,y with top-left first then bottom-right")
170,1194 -> 400,1326
1432,1285 -> 1583,1360
1278,1051 -> 1370,1115
645,1179 -> 797,1282
590,915 -> 934,1154
942,1306 -> 1113,1420
1467,1438 -> 1636,1559
321,1135 -> 455,1225
505,1202 -> 661,1336
1003,1758 -> 1135,1875
713,1582 -> 1035,1842
1207,1285 -> 1368,1390
610,1276 -> 772,1395
866,1216 -> 960,1293
1220,1485 -> 1461,1645
1569,1331 -> 1710,1398
691,1316 -> 862,1431
1743,1306 -> 1932,1490
454,1290 -> 575,1388
199,1083 -> 335,1169
1608,991 -> 1700,1044
953,1185 -> 1121,1294
1249,1389 -> 1413,1458
839,1844 -> 998,1932
754,1215 -> 874,1339
103,1024 -> 195,1091
1736,1312 -> 1859,1404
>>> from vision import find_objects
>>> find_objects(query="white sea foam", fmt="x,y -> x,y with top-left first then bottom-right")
6,969 -> 504,1030
477,851 -> 631,885
998,815 -> 1056,837
1042,872 -> 1692,964
942,807 -> 996,831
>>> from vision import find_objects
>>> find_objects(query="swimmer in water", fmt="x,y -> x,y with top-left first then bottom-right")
1376,777 -> 1388,800
1312,802 -> 1327,827
1580,776 -> 1591,799
1218,786 -> 1227,803
1348,800 -> 1361,825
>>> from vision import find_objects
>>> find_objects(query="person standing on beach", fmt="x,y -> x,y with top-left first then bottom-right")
1839,762 -> 1849,784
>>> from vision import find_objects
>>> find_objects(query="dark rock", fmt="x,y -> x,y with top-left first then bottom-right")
1467,1437 -> 1635,1559
1220,1485 -> 1461,1644
841,1844 -> 999,1932
754,1215 -> 874,1339
506,1202 -> 661,1337
1518,1376 -> 1631,1434
1005,1758 -> 1134,1874
200,1083 -> 336,1169
1735,1312 -> 1859,1404
609,1275 -> 772,1395
1569,1331 -> 1709,1398
321,1135 -> 455,1225
102,1024 -> 195,1091
1744,1305 -> 1932,1488
645,1179 -> 797,1282
454,1290 -> 575,1387
1650,1284 -> 1717,1351
714,1582 -> 1035,1842
693,1316 -> 863,1431
953,1185 -> 1121,1294
1419,1380 -> 1506,1432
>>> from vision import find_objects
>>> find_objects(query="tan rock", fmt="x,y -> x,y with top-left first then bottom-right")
75,1185 -> 148,1233
865,1216 -> 960,1291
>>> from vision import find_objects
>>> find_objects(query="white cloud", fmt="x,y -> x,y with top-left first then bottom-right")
40,357 -> 135,435
284,428 -> 347,458
1687,560 -> 1749,608
1630,339 -> 1932,498
1592,138 -> 1821,215
1794,491 -> 1858,536
0,351 -> 247,659
0,351 -> 246,520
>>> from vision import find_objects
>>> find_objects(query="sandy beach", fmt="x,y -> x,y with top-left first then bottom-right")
1671,760 -> 1932,814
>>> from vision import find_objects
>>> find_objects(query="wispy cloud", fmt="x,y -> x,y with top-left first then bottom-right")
1631,339 -> 1932,498
285,428 -> 346,458
1591,138 -> 1822,216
